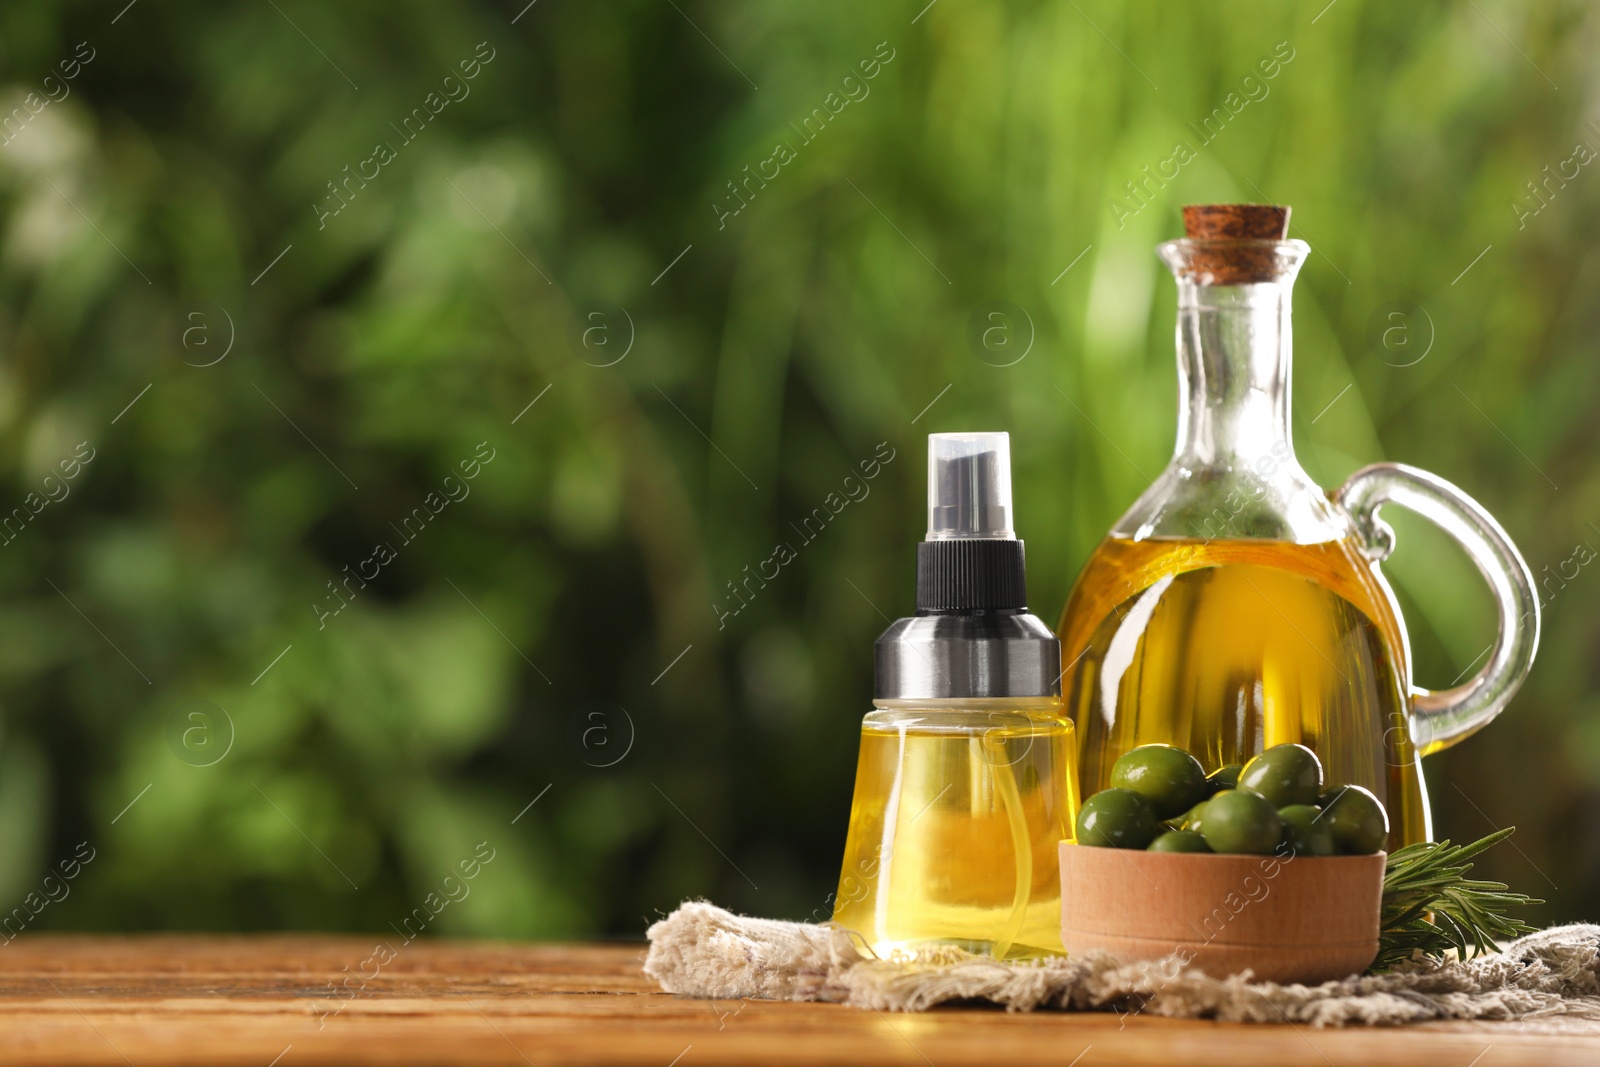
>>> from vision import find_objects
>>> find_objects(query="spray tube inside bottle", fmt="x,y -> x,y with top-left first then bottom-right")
832,433 -> 1079,959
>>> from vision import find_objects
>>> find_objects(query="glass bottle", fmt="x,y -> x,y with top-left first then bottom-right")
834,433 -> 1077,959
1056,205 -> 1539,848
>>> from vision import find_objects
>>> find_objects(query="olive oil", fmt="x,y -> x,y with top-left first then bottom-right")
833,709 -> 1077,960
836,433 -> 1074,959
1047,204 -> 1540,857
1057,536 -> 1426,848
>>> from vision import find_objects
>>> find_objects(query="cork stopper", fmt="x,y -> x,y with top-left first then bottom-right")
1182,204 -> 1290,240
1176,204 -> 1292,284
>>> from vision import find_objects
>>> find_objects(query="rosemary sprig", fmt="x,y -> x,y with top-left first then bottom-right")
1369,827 -> 1542,972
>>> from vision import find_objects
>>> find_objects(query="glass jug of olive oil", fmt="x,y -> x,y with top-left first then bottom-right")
1056,205 -> 1540,849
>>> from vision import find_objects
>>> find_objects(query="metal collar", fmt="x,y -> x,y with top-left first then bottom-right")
874,612 -> 1061,700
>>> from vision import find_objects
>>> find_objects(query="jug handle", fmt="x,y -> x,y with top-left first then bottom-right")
1334,463 -> 1540,755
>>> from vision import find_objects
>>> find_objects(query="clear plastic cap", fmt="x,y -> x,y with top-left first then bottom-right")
925,432 -> 1015,540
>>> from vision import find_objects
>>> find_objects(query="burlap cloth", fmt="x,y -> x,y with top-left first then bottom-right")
644,902 -> 1600,1030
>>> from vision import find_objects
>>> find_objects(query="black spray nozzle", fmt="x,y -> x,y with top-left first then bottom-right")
918,433 -> 1028,614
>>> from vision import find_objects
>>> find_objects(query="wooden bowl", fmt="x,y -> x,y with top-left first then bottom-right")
1059,843 -> 1385,984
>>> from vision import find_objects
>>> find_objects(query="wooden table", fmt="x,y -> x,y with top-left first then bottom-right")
2,936 -> 1596,1066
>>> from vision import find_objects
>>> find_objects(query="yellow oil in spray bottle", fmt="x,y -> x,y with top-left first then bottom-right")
832,434 -> 1077,959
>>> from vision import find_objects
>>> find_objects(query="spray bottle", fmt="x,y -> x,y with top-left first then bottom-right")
832,432 -> 1078,959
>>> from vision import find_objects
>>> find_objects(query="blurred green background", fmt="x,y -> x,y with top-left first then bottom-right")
0,0 -> 1593,938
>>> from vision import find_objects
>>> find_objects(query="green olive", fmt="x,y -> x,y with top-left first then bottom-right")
1075,787 -> 1161,849
1277,804 -> 1336,857
1147,830 -> 1212,853
1168,799 -> 1209,833
1110,744 -> 1209,819
1198,789 -> 1283,855
1318,784 -> 1389,854
1238,743 -> 1324,808
1206,763 -> 1242,794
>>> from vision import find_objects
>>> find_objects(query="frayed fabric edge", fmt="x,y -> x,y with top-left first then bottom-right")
644,902 -> 1600,1030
